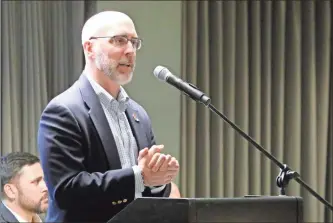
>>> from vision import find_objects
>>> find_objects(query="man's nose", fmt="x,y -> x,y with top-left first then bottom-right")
125,40 -> 136,54
40,179 -> 48,192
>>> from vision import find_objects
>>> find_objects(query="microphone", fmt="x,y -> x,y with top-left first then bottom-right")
153,65 -> 333,213
153,66 -> 211,106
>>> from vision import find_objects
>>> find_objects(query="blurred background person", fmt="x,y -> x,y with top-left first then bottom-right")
0,152 -> 48,223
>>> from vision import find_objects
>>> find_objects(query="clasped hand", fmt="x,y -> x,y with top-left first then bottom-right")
138,145 -> 179,187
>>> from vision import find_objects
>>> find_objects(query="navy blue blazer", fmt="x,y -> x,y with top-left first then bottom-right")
37,73 -> 171,222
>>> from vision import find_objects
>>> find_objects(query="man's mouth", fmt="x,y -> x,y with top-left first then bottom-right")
41,194 -> 48,200
119,63 -> 132,67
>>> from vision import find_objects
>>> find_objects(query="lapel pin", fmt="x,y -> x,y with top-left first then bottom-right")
133,113 -> 140,122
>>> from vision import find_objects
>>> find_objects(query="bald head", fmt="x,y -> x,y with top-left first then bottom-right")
81,10 -> 139,89
81,11 -> 136,45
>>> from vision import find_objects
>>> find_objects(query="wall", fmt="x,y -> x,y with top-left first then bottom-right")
96,1 -> 182,183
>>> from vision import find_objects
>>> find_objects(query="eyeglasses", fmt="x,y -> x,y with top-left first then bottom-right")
89,35 -> 143,50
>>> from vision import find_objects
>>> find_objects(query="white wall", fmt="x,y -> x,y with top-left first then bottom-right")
96,1 -> 182,183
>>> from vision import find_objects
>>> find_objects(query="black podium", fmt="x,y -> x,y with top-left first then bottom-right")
107,196 -> 303,223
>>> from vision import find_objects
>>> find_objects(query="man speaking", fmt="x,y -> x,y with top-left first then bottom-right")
37,11 -> 180,222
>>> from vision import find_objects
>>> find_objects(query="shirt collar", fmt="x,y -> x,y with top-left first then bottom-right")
2,200 -> 42,223
84,71 -> 130,113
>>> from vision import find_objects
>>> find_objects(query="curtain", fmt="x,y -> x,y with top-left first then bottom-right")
180,1 -> 332,222
0,1 -> 96,156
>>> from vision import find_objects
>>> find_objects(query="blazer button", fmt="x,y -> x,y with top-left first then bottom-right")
112,201 -> 117,205
123,199 -> 127,203
118,200 -> 122,204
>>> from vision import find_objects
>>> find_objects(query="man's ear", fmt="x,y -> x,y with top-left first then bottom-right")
83,41 -> 95,59
3,183 -> 17,200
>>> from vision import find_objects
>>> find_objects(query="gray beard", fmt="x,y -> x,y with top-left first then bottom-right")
95,54 -> 134,85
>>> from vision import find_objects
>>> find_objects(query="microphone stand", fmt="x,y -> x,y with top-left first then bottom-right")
190,93 -> 333,212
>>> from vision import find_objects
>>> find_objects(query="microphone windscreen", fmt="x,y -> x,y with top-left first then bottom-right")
153,65 -> 170,81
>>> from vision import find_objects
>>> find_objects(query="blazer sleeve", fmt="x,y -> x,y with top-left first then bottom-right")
37,101 -> 136,210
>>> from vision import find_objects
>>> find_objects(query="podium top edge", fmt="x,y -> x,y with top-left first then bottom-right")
135,195 -> 303,201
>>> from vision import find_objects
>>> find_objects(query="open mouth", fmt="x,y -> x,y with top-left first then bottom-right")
119,63 -> 132,68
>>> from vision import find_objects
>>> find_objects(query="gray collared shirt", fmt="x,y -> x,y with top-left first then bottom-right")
85,72 -> 145,198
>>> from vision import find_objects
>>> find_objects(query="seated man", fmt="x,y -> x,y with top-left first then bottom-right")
0,152 -> 48,222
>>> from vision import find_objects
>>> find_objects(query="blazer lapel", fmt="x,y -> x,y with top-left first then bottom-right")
78,74 -> 122,170
0,202 -> 19,223
125,102 -> 149,154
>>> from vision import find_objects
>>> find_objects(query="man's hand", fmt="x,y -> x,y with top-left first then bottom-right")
148,152 -> 179,172
138,145 -> 179,187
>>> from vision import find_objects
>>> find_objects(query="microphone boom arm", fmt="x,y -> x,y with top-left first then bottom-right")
193,93 -> 333,212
